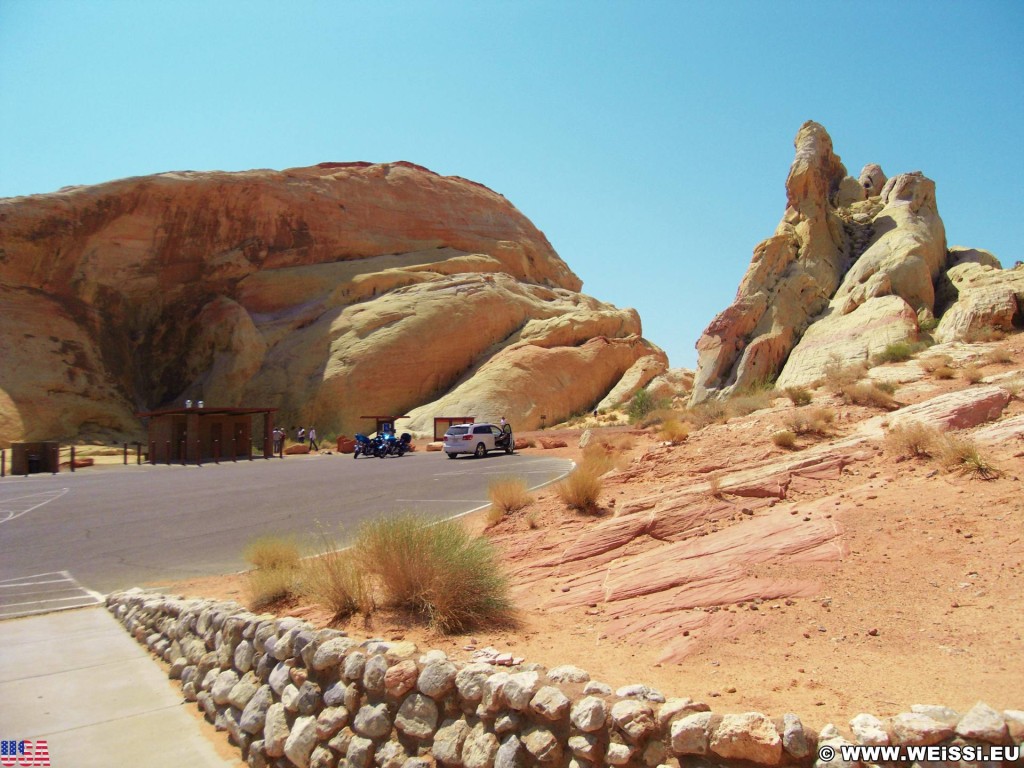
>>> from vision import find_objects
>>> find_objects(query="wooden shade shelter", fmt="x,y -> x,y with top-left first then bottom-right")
136,405 -> 277,464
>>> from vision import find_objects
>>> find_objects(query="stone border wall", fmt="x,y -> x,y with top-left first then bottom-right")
107,591 -> 1023,768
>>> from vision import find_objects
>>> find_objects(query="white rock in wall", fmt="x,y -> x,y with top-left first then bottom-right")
396,693 -> 440,740
462,723 -> 500,768
605,741 -> 634,766
522,726 -> 562,764
611,700 -> 656,743
263,702 -> 290,758
548,665 -> 590,684
455,663 -> 494,704
781,713 -> 810,759
709,713 -> 782,766
504,672 -> 541,711
433,719 -> 471,766
418,661 -> 458,699
890,712 -> 954,746
494,734 -> 526,768
570,696 -> 608,733
670,712 -> 712,756
955,702 -> 1009,743
346,735 -> 376,768
315,706 -> 349,740
850,713 -> 890,746
211,669 -> 240,705
353,703 -> 392,740
568,733 -> 601,761
284,715 -> 318,768
240,685 -> 274,735
531,686 -> 571,721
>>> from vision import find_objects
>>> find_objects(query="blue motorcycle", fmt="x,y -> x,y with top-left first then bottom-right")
352,433 -> 374,459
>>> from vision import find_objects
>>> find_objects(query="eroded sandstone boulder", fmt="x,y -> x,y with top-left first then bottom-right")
692,122 -> 1020,401
0,162 -> 664,443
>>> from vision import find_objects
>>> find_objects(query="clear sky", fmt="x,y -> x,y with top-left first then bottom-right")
2,1 -> 1022,368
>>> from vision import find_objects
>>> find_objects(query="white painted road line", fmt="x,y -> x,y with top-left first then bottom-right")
0,488 -> 69,524
0,570 -> 104,620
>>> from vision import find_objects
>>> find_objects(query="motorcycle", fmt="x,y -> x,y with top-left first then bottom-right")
352,433 -> 374,459
375,431 -> 412,458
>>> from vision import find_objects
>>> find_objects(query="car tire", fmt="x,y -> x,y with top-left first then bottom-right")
474,442 -> 487,458
447,452 -> 457,459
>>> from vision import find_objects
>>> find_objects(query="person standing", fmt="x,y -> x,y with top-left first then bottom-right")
308,426 -> 318,451
297,427 -> 306,445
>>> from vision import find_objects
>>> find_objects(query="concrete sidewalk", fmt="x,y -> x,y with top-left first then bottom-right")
0,605 -> 243,767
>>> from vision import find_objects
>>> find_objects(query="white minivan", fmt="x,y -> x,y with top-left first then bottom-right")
443,423 -> 514,459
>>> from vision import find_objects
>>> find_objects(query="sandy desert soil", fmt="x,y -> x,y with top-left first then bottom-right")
162,336 -> 1024,735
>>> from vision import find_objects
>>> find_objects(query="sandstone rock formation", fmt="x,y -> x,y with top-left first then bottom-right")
691,122 -> 1022,401
0,162 -> 665,444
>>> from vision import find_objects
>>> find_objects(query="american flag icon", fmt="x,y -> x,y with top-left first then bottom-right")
0,739 -> 50,766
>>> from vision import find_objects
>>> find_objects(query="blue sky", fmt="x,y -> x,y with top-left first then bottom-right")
2,1 -> 1022,368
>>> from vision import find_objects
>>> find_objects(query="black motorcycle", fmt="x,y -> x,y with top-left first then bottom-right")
376,432 -> 412,458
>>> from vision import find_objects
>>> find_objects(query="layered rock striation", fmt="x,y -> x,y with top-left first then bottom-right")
0,162 -> 665,443
691,122 -> 1022,401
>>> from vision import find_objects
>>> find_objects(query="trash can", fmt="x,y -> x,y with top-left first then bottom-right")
27,453 -> 41,474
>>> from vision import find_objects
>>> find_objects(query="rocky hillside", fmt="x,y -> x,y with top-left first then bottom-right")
0,162 -> 666,444
691,121 -> 1024,403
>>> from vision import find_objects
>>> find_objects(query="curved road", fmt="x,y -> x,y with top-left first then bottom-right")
0,451 -> 573,618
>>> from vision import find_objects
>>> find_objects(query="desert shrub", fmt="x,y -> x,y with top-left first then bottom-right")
706,472 -> 724,498
243,535 -> 301,571
245,567 -> 298,610
772,430 -> 797,449
919,316 -> 939,332
639,407 -> 679,428
627,389 -> 657,423
920,354 -> 953,373
933,365 -> 956,380
962,364 -> 984,384
983,346 -> 1013,365
936,434 -> 1000,479
965,326 -> 1006,343
785,386 -> 813,406
884,421 -> 942,458
353,515 -> 513,632
556,465 -> 602,513
487,477 -> 533,517
525,510 -> 540,529
874,379 -> 897,394
839,381 -> 898,409
823,357 -> 868,392
726,390 -> 774,418
684,399 -> 728,429
659,419 -> 690,443
784,405 -> 835,435
873,342 -> 915,365
299,544 -> 374,621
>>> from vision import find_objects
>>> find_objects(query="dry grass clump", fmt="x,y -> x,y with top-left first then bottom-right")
244,535 -> 301,571
726,389 -> 775,418
936,434 -> 1000,480
962,364 -> 984,384
706,471 -> 725,498
771,430 -> 797,449
354,515 -> 514,632
823,358 -> 869,393
784,386 -> 813,406
488,476 -> 533,514
684,399 -> 728,429
884,421 -> 942,458
659,418 -> 690,443
872,341 -> 916,365
984,346 -> 1014,365
839,381 -> 898,409
556,464 -> 603,514
242,534 -> 302,609
964,326 -> 1006,343
933,365 -> 956,379
783,405 -> 835,435
920,354 -> 953,374
525,510 -> 540,529
299,544 -> 374,621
